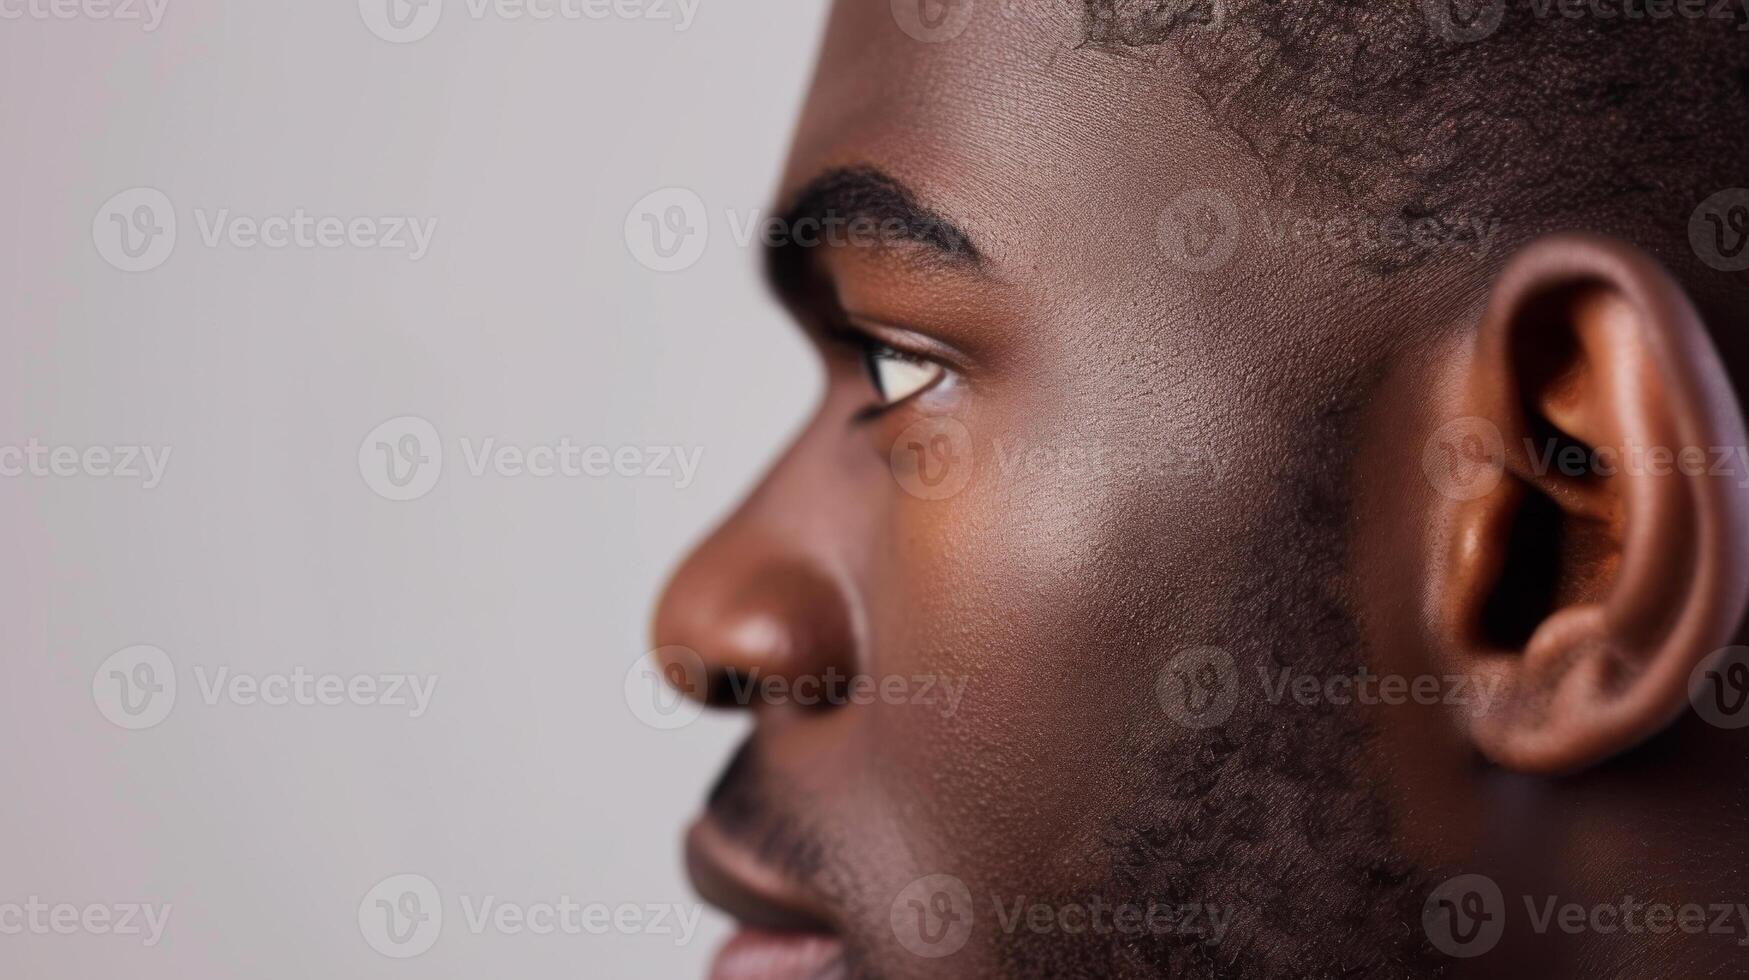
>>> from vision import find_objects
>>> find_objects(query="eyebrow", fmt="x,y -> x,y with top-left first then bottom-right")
763,166 -> 983,296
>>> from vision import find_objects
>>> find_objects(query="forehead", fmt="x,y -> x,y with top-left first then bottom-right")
778,1 -> 1255,280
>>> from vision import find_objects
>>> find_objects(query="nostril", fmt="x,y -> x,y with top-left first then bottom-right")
704,666 -> 759,709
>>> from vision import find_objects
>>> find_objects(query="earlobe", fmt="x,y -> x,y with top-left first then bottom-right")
1430,234 -> 1749,774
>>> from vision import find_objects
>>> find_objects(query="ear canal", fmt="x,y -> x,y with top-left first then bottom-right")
1435,234 -> 1749,774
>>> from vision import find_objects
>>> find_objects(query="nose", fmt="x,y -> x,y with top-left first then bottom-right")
650,517 -> 858,712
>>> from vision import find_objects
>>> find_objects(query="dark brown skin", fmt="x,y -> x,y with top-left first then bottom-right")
650,3 -> 1749,977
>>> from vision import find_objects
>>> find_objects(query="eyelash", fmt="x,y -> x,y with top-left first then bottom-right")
829,326 -> 945,415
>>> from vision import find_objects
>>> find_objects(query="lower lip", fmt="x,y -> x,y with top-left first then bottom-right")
709,928 -> 845,980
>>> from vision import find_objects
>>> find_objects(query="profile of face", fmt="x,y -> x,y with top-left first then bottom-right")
650,3 -> 1749,978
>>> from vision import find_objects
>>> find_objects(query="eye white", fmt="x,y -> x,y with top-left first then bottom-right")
869,351 -> 943,404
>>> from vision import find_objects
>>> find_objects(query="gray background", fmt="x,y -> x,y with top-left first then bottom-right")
1,1 -> 827,975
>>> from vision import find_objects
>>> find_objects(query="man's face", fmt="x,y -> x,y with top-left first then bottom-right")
654,3 -> 1451,978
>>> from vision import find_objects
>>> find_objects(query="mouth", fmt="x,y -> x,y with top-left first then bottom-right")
686,816 -> 846,980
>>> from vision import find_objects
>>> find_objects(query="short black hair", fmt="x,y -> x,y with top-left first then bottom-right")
1080,0 -> 1749,274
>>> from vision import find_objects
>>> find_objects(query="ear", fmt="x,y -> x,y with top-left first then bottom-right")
1430,233 -> 1749,774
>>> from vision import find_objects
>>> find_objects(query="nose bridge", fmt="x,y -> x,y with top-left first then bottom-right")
650,430 -> 862,708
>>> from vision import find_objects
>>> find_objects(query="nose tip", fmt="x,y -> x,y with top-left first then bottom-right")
651,558 -> 856,711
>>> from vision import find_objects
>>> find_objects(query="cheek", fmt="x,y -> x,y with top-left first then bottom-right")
860,409 -> 1212,891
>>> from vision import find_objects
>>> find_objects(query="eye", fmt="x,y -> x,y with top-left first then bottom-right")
861,341 -> 945,406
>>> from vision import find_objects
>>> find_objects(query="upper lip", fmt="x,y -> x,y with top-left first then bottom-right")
685,816 -> 838,936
